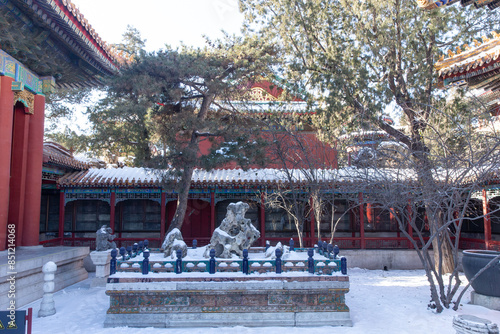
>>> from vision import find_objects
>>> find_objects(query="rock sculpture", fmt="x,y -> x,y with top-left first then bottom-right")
162,228 -> 188,258
96,225 -> 116,251
204,202 -> 260,258
265,242 -> 289,260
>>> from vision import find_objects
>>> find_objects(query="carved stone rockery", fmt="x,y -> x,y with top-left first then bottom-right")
162,228 -> 188,258
204,202 -> 260,258
96,225 -> 116,251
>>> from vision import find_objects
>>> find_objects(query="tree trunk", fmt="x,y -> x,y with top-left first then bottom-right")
411,137 -> 455,274
166,165 -> 194,234
430,213 -> 455,275
164,93 -> 214,237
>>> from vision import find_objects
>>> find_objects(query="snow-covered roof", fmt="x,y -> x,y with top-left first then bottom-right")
56,166 -> 419,188
43,142 -> 90,171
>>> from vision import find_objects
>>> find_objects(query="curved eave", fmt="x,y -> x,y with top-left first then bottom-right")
0,0 -> 124,87
417,0 -> 500,10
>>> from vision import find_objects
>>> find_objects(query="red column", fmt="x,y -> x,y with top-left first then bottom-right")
389,208 -> 396,233
22,94 -> 45,246
366,202 -> 374,228
407,202 -> 413,249
210,191 -> 215,235
109,191 -> 116,232
359,192 -> 365,249
310,197 -> 315,246
160,192 -> 166,240
58,191 -> 65,243
0,76 -> 14,251
8,102 -> 30,245
260,192 -> 266,246
349,207 -> 355,238
483,189 -> 492,250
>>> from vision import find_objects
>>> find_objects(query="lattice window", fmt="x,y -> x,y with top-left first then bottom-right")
187,193 -> 211,201
65,190 -> 111,204
215,192 -> 259,203
116,192 -> 161,204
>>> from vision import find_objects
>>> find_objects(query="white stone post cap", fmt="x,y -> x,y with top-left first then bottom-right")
42,261 -> 57,273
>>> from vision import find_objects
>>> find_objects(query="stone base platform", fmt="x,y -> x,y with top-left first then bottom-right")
105,274 -> 352,328
0,246 -> 89,309
471,291 -> 500,311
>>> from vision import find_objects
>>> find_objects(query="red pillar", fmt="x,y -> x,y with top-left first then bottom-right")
109,191 -> 116,233
210,191 -> 215,235
260,192 -> 266,246
22,94 -> 45,246
0,76 -> 14,251
407,202 -> 414,249
310,197 -> 315,246
483,189 -> 492,250
58,191 -> 65,243
366,202 -> 374,227
8,102 -> 30,245
359,192 -> 365,249
160,192 -> 166,241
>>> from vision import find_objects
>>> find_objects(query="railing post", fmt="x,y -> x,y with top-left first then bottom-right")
209,249 -> 216,274
119,247 -> 126,261
110,249 -> 117,275
275,248 -> 282,274
142,249 -> 150,275
175,249 -> 182,274
132,243 -> 138,257
341,257 -> 347,275
333,244 -> 340,259
308,248 -> 314,274
242,249 -> 249,275
327,243 -> 333,258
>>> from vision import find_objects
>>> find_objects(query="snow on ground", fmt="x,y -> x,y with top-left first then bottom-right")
20,268 -> 500,334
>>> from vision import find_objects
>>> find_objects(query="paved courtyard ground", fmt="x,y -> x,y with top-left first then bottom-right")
22,268 -> 500,334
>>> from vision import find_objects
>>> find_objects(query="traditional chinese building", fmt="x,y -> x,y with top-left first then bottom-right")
45,163 -> 498,251
417,0 -> 500,11
0,0 -> 122,251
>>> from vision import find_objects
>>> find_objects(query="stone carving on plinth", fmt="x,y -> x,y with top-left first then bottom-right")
204,202 -> 260,258
96,225 -> 116,251
90,225 -> 116,286
38,261 -> 57,317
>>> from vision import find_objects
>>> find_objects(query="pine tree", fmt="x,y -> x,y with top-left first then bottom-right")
240,0 -> 500,311
105,36 -> 276,233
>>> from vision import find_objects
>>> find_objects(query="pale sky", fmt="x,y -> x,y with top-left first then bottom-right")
71,0 -> 245,50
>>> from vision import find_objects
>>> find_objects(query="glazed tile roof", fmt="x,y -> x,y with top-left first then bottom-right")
435,33 -> 500,90
55,165 -> 500,190
56,166 -> 418,188
43,142 -> 90,170
417,0 -> 500,10
0,0 -> 129,87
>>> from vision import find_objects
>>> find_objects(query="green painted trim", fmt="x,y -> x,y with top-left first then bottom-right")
0,49 -> 48,94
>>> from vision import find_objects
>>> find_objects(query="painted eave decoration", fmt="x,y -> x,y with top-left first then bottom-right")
417,0 -> 500,10
435,32 -> 500,91
0,0 -> 129,88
